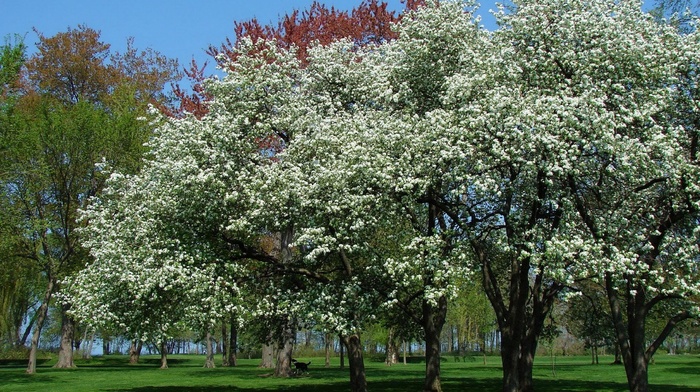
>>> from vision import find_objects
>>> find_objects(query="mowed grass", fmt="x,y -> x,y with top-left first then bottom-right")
1,354 -> 699,392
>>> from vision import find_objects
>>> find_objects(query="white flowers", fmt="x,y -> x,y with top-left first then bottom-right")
66,0 -> 700,342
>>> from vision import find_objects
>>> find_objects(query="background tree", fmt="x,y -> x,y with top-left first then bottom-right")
0,35 -> 36,352
564,285 -> 615,364
0,25 -> 180,373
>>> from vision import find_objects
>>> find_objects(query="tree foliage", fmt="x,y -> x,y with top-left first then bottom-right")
68,2 -> 699,392
0,25 -> 180,372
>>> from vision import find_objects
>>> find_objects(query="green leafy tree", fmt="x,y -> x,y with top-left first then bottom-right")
0,25 -> 180,373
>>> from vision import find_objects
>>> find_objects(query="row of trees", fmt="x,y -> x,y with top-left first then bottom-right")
2,1 -> 699,392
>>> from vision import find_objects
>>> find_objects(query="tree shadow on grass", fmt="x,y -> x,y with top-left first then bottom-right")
535,379 -> 700,392
665,366 -> 700,376
0,371 -> 58,388
0,358 -> 50,367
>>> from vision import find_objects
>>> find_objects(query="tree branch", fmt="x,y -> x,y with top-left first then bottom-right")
645,310 -> 692,360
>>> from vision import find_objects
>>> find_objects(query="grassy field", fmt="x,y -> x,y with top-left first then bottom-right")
1,354 -> 699,391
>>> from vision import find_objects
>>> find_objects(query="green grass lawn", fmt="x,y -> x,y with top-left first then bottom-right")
1,354 -> 699,391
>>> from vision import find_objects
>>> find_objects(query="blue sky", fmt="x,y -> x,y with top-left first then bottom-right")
1,1 -> 500,73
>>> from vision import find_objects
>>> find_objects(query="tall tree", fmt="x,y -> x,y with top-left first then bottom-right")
0,25 -> 180,373
477,1 -> 699,391
0,35 -> 37,350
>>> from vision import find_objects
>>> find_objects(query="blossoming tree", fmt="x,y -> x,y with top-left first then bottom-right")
68,3 -> 699,392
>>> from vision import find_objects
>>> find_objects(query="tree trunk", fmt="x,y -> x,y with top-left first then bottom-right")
159,340 -> 169,369
340,335 -> 345,369
274,317 -> 295,377
479,245 -> 556,392
54,304 -> 76,369
222,322 -> 230,367
495,314 -> 540,392
403,341 -> 408,365
129,340 -> 142,364
26,278 -> 54,374
204,330 -> 216,368
305,329 -> 312,347
273,226 -> 295,378
385,328 -> 399,366
102,336 -> 110,355
79,327 -> 89,359
343,334 -> 368,392
85,331 -> 95,360
260,343 -> 274,368
518,335 -> 537,392
423,295 -> 447,392
18,312 -> 36,347
228,320 -> 238,366
325,333 -> 332,368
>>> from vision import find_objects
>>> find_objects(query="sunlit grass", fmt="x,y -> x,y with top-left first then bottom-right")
1,354 -> 699,391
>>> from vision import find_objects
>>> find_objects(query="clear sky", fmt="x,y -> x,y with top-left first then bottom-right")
1,0 -> 500,73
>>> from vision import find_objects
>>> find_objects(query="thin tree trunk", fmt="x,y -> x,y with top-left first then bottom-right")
204,330 -> 216,368
18,311 -> 36,347
26,278 -> 54,374
222,322 -> 230,367
229,320 -> 238,366
54,303 -> 76,369
159,339 -> 169,369
305,329 -> 312,347
343,334 -> 368,392
102,335 -> 110,356
325,333 -> 332,368
79,326 -> 89,359
85,331 -> 95,360
403,341 -> 408,365
339,335 -> 345,369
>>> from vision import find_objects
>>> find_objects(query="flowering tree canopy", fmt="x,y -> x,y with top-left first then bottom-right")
68,1 -> 699,392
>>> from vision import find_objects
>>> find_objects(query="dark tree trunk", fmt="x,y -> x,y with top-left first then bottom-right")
26,278 -> 54,374
222,322 -> 230,367
305,329 -> 312,347
18,312 -> 36,347
479,245 -> 557,392
54,304 -> 76,369
340,335 -> 345,369
129,340 -> 142,364
102,336 -> 110,356
272,226 -> 295,378
605,274 -> 692,392
422,295 -> 447,392
343,334 -> 368,392
229,321 -> 238,366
